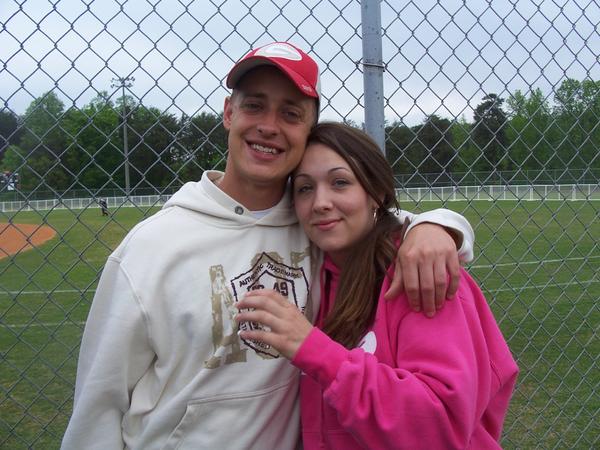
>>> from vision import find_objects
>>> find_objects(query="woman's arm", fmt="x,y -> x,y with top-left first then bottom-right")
292,311 -> 480,449
236,280 -> 494,450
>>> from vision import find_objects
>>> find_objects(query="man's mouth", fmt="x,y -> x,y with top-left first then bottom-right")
250,143 -> 280,155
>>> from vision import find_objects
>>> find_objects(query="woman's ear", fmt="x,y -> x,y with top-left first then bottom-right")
369,197 -> 381,216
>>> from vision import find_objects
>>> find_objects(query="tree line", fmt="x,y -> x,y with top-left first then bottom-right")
0,78 -> 598,195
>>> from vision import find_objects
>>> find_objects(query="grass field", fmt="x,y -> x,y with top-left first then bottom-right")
1,200 -> 599,449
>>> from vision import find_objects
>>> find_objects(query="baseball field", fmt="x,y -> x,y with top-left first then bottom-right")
1,200 -> 598,449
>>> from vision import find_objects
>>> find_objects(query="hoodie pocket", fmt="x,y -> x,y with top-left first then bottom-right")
162,378 -> 300,450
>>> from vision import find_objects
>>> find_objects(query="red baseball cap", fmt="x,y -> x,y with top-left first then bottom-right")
226,42 -> 321,102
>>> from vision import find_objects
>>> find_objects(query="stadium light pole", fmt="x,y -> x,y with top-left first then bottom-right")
111,76 -> 135,197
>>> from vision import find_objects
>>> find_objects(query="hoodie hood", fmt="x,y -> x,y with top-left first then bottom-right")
163,171 -> 298,227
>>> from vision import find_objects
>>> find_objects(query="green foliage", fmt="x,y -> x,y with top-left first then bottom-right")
385,121 -> 414,176
472,93 -> 509,172
18,92 -> 69,191
448,117 -> 476,177
126,105 -> 180,190
7,78 -> 599,194
505,88 -> 555,174
60,93 -> 121,191
413,114 -> 455,180
553,79 -> 600,172
0,145 -> 25,173
173,112 -> 227,183
0,110 -> 23,154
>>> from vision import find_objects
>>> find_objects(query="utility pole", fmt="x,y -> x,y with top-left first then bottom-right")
361,0 -> 385,154
111,76 -> 135,197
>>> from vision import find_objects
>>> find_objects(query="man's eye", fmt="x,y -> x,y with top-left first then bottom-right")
243,102 -> 261,111
283,110 -> 302,121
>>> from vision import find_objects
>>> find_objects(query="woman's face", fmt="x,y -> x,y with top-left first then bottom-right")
293,143 -> 377,266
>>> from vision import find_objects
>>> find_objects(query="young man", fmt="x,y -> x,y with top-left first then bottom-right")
62,42 -> 475,449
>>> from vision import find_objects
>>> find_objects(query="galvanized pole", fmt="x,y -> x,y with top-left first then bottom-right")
122,83 -> 130,197
360,0 -> 386,154
111,76 -> 135,197
122,83 -> 130,198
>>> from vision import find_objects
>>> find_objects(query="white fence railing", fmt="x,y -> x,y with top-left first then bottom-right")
2,184 -> 599,213
0,195 -> 171,212
396,183 -> 600,202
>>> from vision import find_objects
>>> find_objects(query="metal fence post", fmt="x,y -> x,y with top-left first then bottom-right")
361,0 -> 385,154
111,76 -> 135,197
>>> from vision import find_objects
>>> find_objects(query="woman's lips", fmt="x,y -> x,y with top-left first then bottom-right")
314,219 -> 340,231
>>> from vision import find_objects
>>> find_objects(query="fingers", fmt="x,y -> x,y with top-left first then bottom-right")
235,291 -> 313,360
384,264 -> 404,301
402,260 -> 421,312
433,258 -> 447,310
235,308 -> 275,330
237,328 -> 275,346
418,264 -> 436,317
236,290 -> 288,313
446,254 -> 461,300
244,288 -> 288,304
235,289 -> 305,333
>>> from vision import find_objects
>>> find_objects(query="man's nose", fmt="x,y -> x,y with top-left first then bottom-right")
257,110 -> 279,136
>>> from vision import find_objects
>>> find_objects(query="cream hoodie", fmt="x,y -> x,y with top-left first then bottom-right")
62,171 -> 474,450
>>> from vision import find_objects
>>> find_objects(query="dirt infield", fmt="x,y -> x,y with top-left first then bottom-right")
0,222 -> 57,259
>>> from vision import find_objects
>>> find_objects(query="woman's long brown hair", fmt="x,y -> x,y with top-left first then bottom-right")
303,122 -> 403,349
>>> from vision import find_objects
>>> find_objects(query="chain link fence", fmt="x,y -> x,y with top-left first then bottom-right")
1,0 -> 598,448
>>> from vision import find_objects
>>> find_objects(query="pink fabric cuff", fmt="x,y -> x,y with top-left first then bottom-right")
292,327 -> 349,387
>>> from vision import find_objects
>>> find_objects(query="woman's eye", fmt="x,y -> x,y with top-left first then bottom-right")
295,184 -> 312,194
333,178 -> 350,187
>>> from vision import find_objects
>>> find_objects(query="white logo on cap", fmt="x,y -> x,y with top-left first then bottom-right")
256,43 -> 302,61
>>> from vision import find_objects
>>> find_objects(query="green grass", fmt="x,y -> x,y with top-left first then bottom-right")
1,200 -> 599,449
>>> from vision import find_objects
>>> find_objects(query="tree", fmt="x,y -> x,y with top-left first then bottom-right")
553,79 -> 600,176
472,94 -> 509,173
0,109 -> 23,162
505,88 -> 554,179
18,92 -> 69,191
384,121 -> 413,184
60,92 -> 122,191
173,111 -> 227,184
412,114 -> 455,183
126,105 -> 180,191
448,116 -> 478,181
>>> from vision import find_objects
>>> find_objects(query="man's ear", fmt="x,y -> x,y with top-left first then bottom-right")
223,96 -> 233,130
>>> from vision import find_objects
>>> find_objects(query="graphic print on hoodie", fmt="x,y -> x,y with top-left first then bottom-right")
205,250 -> 311,368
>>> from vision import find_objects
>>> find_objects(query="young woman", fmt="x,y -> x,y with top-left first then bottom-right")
236,122 -> 518,449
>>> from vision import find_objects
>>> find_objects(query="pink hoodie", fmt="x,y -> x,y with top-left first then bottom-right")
292,256 -> 518,449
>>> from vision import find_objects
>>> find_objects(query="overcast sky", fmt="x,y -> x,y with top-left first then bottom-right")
1,0 -> 598,126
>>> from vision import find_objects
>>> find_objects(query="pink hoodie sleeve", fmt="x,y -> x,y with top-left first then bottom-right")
292,275 -> 510,449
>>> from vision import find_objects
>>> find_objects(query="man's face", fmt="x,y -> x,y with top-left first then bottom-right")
222,66 -> 316,192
